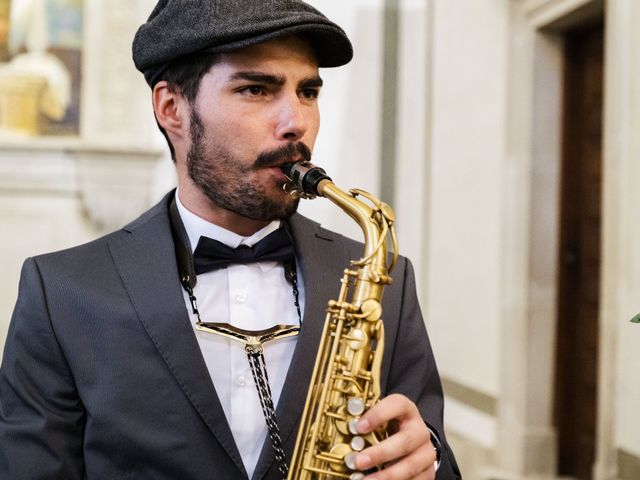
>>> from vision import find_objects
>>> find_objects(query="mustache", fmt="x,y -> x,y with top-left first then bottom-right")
254,142 -> 312,168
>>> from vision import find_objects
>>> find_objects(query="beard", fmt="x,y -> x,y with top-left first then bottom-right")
186,109 -> 311,222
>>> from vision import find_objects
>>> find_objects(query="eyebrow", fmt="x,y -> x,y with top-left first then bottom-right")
300,76 -> 324,88
228,71 -> 323,88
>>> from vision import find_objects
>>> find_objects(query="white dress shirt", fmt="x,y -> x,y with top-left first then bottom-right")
176,194 -> 304,479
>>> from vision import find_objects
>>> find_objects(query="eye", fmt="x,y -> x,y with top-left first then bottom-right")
239,85 -> 266,96
300,88 -> 320,100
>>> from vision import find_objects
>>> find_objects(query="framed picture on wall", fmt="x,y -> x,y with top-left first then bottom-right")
0,0 -> 82,137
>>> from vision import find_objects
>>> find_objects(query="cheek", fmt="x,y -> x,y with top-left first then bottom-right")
305,111 -> 321,149
214,111 -> 269,146
201,115 -> 256,157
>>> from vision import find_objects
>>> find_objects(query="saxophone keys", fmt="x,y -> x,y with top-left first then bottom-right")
344,451 -> 358,470
346,328 -> 368,350
348,417 -> 360,435
360,298 -> 382,322
347,397 -> 366,416
351,436 -> 366,451
350,474 -> 365,480
329,444 -> 353,472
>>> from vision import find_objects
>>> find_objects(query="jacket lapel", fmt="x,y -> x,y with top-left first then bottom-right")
107,195 -> 247,478
252,214 -> 349,479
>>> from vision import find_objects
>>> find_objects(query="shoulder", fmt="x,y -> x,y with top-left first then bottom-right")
28,191 -> 173,282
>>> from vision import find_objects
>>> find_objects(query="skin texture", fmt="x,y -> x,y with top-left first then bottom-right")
152,36 -> 436,479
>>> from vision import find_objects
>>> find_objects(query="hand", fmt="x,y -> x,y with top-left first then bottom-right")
354,394 -> 437,480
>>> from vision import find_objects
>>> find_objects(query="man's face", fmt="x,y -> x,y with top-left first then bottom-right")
186,36 -> 322,222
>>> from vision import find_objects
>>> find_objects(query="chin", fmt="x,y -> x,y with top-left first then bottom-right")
272,195 -> 300,220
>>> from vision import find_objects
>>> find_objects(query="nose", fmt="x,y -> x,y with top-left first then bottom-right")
274,93 -> 309,141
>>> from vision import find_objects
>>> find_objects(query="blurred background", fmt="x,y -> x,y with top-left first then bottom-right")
0,0 -> 638,479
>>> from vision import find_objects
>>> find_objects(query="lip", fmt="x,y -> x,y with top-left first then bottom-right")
276,157 -> 302,168
265,158 -> 302,175
266,165 -> 291,182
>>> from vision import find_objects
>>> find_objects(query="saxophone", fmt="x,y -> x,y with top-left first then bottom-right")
281,162 -> 398,480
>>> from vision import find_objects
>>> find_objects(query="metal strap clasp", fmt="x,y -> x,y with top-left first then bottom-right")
195,322 -> 300,352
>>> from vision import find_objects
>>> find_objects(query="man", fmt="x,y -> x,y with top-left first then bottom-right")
0,1 -> 461,479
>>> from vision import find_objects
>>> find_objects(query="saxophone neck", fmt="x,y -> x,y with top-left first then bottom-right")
320,182 -> 389,267
282,161 -> 398,272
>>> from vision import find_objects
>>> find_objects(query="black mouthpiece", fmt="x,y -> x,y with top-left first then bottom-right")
281,162 -> 332,196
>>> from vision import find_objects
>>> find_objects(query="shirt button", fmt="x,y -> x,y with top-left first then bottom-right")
237,374 -> 246,386
235,291 -> 248,303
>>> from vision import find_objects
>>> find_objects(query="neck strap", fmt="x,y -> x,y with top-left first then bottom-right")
169,195 -> 198,290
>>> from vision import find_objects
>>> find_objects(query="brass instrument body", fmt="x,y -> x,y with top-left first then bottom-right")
285,169 -> 397,480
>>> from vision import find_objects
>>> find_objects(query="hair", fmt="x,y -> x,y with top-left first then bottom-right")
154,53 -> 219,162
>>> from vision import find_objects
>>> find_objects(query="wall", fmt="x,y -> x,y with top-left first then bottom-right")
425,0 -> 508,451
606,0 -> 640,472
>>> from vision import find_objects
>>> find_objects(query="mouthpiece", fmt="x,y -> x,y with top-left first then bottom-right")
281,161 -> 332,196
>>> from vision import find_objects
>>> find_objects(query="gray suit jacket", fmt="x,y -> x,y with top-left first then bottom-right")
0,192 -> 461,479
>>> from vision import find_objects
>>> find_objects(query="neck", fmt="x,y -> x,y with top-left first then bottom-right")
177,183 -> 270,237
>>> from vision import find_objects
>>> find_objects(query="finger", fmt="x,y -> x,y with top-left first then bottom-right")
357,394 -> 415,433
355,421 -> 430,471
362,443 -> 436,480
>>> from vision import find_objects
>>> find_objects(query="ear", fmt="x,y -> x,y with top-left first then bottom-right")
152,81 -> 189,139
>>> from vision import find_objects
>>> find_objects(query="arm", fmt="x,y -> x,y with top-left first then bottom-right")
0,258 -> 85,479
354,258 -> 462,479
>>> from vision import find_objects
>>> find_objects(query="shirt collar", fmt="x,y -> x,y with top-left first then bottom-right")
175,190 -> 281,254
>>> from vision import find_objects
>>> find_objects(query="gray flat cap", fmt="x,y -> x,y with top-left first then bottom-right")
133,0 -> 353,86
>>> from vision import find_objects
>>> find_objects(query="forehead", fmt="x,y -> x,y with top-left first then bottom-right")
212,35 -> 320,76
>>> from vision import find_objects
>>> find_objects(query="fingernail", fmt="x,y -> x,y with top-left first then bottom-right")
356,418 -> 370,433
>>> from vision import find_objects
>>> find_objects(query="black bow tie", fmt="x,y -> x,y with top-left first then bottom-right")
193,228 -> 295,274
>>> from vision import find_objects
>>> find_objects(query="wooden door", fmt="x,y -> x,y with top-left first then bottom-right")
554,22 -> 604,480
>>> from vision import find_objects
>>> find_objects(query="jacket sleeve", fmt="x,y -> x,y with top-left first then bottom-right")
385,257 -> 462,479
0,258 -> 85,480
